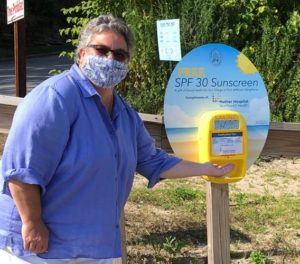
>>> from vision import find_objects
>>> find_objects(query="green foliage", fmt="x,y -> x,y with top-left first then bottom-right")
231,192 -> 300,236
162,236 -> 185,256
129,184 -> 205,212
59,0 -> 300,121
219,0 -> 279,47
126,168 -> 300,262
232,192 -> 248,206
48,69 -> 63,76
244,16 -> 300,122
250,250 -> 268,264
0,1 -> 80,47
172,186 -> 198,201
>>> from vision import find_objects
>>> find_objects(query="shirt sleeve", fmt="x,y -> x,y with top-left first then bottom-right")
1,85 -> 71,195
135,115 -> 181,188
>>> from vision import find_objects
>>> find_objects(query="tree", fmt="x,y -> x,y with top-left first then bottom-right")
59,0 -> 300,121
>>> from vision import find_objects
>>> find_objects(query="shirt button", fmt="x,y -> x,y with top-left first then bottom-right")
8,169 -> 16,175
116,224 -> 119,228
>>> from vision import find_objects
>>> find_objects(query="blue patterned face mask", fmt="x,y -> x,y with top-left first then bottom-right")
82,55 -> 128,89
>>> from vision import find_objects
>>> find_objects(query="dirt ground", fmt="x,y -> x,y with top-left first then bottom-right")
124,156 -> 300,263
0,133 -> 299,263
233,157 -> 300,197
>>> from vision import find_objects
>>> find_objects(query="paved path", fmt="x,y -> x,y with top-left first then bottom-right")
0,54 -> 73,96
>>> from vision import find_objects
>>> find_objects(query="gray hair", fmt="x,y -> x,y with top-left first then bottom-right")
75,15 -> 135,64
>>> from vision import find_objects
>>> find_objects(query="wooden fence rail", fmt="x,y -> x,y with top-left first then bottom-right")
140,113 -> 300,158
1,95 -> 300,158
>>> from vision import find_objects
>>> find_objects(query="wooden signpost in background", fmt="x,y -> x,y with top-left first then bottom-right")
7,0 -> 26,97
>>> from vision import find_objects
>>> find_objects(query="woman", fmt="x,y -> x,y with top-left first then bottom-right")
0,15 -> 233,263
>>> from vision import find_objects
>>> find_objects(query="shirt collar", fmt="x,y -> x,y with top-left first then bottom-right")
69,63 -> 98,98
69,63 -> 126,119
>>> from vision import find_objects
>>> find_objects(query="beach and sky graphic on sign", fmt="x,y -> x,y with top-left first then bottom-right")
164,44 -> 270,167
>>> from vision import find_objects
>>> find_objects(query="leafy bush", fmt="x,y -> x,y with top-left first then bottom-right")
59,0 -> 300,121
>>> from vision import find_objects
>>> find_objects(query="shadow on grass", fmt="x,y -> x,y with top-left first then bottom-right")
134,225 -> 251,246
128,249 -> 298,264
127,225 -> 252,263
128,254 -> 207,264
127,225 -> 299,263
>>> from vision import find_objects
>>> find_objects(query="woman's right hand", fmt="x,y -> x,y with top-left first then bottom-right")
22,219 -> 49,253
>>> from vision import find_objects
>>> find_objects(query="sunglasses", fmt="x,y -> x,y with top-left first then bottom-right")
87,44 -> 129,62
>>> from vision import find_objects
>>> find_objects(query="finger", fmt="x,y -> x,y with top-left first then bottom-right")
35,238 -> 48,253
28,241 -> 38,253
34,242 -> 44,253
220,163 -> 235,174
30,242 -> 46,253
212,163 -> 223,169
23,239 -> 30,251
40,241 -> 49,253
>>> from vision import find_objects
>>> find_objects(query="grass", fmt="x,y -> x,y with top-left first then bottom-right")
231,193 -> 299,235
126,166 -> 300,263
263,169 -> 299,181
250,250 -> 268,264
129,182 -> 206,212
0,133 -> 299,263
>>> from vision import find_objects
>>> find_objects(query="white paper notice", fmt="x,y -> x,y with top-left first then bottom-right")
156,19 -> 182,61
212,132 -> 243,155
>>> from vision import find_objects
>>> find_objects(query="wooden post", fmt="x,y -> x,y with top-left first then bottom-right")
206,182 -> 231,263
14,19 -> 26,97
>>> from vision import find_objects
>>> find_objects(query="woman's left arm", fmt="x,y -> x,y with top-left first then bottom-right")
160,160 -> 234,180
135,112 -> 234,186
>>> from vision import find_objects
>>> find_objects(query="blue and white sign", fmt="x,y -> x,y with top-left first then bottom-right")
164,44 -> 270,167
156,19 -> 182,61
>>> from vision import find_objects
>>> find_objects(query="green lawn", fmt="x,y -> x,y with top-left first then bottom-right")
125,161 -> 300,263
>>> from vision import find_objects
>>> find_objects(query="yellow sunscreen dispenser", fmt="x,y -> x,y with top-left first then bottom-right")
198,110 -> 248,184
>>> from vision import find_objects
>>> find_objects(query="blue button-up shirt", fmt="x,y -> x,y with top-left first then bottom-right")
0,64 -> 181,259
